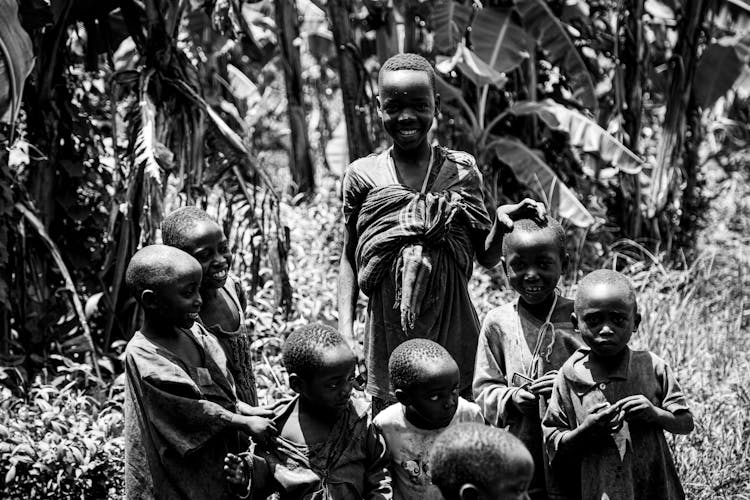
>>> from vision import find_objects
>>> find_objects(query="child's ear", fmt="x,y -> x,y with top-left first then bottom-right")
140,289 -> 158,311
570,312 -> 579,330
394,388 -> 410,406
633,311 -> 642,331
434,92 -> 441,117
561,251 -> 570,272
500,256 -> 508,274
458,483 -> 480,500
288,373 -> 304,394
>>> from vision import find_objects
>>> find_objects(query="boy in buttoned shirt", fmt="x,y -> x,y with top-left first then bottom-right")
543,270 -> 694,500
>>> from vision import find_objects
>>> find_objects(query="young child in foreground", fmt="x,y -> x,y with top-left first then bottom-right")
123,245 -> 276,500
224,323 -> 393,499
162,206 -> 258,406
472,216 -> 584,499
373,339 -> 485,499
543,269 -> 694,500
429,422 -> 534,500
338,52 -> 546,413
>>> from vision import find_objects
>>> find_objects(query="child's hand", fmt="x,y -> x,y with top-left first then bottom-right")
528,371 -> 558,398
580,402 -> 621,436
241,416 -> 278,444
496,199 -> 547,230
512,388 -> 539,416
224,453 -> 249,487
616,395 -> 659,423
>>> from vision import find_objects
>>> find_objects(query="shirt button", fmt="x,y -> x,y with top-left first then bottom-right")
599,383 -> 607,390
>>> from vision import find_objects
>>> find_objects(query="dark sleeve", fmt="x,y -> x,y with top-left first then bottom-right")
363,420 -> 393,499
542,370 -> 575,463
342,163 -> 368,223
653,354 -> 691,414
125,351 -> 234,457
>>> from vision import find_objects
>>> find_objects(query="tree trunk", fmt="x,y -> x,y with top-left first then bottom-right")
327,0 -> 373,161
275,0 -> 315,193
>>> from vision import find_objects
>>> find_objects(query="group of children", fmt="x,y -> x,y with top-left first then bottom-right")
123,53 -> 694,500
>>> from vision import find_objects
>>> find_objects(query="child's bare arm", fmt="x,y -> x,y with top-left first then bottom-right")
475,198 -> 547,268
236,401 -> 275,418
229,414 -> 278,444
338,217 -> 359,342
616,395 -> 694,434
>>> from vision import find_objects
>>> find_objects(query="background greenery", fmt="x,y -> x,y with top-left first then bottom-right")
1,0 -> 749,497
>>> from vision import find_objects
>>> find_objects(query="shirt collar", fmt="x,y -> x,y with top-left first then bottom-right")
566,346 -> 632,395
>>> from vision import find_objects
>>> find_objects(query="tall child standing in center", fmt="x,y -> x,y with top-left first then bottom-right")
338,53 -> 545,413
472,217 -> 584,500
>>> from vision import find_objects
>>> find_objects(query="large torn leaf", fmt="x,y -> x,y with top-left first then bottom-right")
0,0 -> 35,124
487,136 -> 595,227
515,0 -> 597,112
694,33 -> 750,108
471,6 -> 531,75
437,43 -> 508,89
509,99 -> 644,174
431,0 -> 473,54
134,92 -> 166,186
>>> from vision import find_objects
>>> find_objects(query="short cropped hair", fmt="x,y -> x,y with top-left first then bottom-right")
389,338 -> 456,392
378,53 -> 436,93
161,206 -> 218,250
501,216 -> 566,258
125,245 -> 198,303
575,269 -> 637,314
282,323 -> 349,377
429,423 -> 533,500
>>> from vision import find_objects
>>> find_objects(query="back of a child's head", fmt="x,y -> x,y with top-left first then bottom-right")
282,323 -> 347,377
161,206 -> 218,250
125,244 -> 197,305
429,422 -> 533,500
389,338 -> 456,392
574,269 -> 637,314
501,216 -> 566,259
378,53 -> 436,93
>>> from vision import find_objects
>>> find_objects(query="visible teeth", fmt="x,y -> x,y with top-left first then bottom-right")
212,270 -> 227,280
400,129 -> 417,136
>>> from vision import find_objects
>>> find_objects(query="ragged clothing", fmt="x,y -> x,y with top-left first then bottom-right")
124,324 -> 241,500
202,275 -> 258,406
244,396 -> 393,499
373,397 -> 485,500
472,298 -> 583,500
542,347 -> 691,500
343,146 -> 491,400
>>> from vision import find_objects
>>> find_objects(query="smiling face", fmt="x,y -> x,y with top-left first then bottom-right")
503,229 -> 564,306
397,358 -> 460,429
296,343 -> 357,414
152,258 -> 203,329
179,220 -> 232,290
378,69 -> 438,154
573,282 -> 640,359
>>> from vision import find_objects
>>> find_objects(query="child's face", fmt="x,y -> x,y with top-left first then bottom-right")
297,344 -> 357,414
377,69 -> 438,153
503,230 -> 564,305
180,220 -> 232,290
398,360 -> 460,429
151,259 -> 203,329
573,283 -> 640,359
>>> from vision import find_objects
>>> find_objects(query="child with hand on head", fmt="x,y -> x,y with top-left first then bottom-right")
373,339 -> 485,499
123,245 -> 277,500
162,206 -> 259,407
429,422 -> 534,500
339,52 -> 546,414
543,269 -> 694,500
224,323 -> 393,499
472,216 -> 585,500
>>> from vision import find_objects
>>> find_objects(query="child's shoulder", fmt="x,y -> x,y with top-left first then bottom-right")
558,347 -> 590,378
346,151 -> 384,175
482,300 -> 520,330
454,397 -> 484,423
372,401 -> 405,428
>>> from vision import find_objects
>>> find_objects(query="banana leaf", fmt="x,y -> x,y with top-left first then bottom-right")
694,33 -> 750,108
471,6 -> 531,75
431,0 -> 474,54
487,136 -> 595,228
0,0 -> 34,125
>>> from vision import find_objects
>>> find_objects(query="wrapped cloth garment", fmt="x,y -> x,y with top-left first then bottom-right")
343,146 -> 491,400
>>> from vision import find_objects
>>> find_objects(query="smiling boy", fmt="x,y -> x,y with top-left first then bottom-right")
123,245 -> 276,500
338,53 -> 545,414
373,339 -> 485,499
543,270 -> 694,500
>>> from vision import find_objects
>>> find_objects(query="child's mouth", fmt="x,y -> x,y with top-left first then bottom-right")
210,269 -> 228,282
399,129 -> 418,137
187,312 -> 200,321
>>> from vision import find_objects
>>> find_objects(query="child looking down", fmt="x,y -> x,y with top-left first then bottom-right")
123,245 -> 276,500
224,323 -> 393,499
543,269 -> 694,500
162,206 -> 258,406
373,339 -> 485,499
338,52 -> 545,413
472,216 -> 584,500
429,422 -> 534,500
